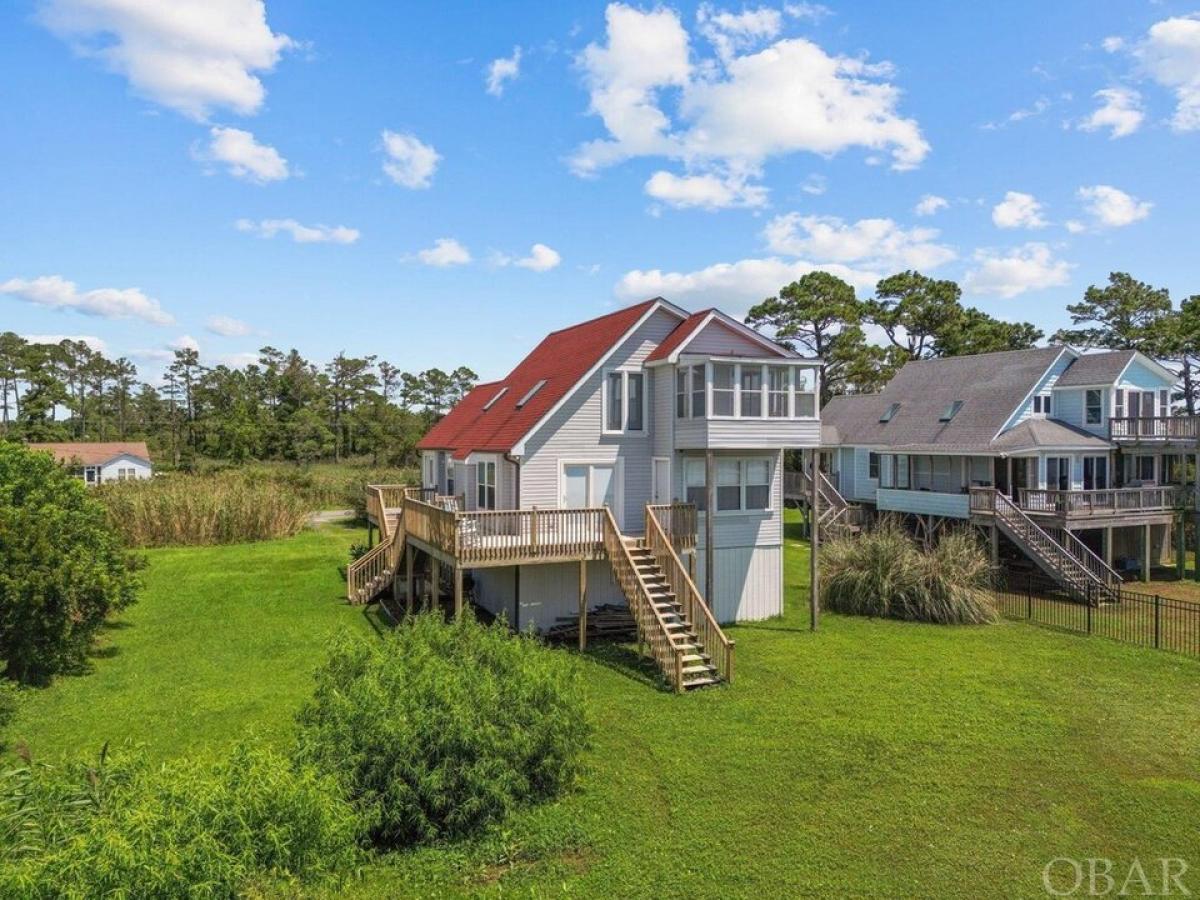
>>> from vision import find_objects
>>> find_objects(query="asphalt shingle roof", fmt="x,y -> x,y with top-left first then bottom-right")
1054,349 -> 1135,386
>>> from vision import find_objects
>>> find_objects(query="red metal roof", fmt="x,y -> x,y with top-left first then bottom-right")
418,299 -> 665,457
645,309 -> 713,362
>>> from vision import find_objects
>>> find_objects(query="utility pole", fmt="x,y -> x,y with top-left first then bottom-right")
810,449 -> 820,631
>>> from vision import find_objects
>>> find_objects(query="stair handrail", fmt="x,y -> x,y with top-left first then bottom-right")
992,491 -> 1121,601
347,484 -> 422,603
601,508 -> 686,692
644,507 -> 734,684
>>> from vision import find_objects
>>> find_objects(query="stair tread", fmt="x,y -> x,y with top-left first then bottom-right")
683,676 -> 721,689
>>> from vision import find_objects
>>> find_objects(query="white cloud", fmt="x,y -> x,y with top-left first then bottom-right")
515,243 -> 561,271
914,194 -> 947,216
983,97 -> 1051,130
1,274 -> 174,325
201,126 -> 289,183
570,2 -> 928,198
763,213 -> 956,271
380,130 -> 440,189
22,334 -> 108,354
784,3 -> 832,22
963,243 -> 1073,298
800,173 -> 827,195
38,0 -> 294,120
235,218 -> 359,244
416,238 -> 471,267
1102,36 -> 1125,53
1076,184 -> 1152,228
1065,219 -> 1087,234
1135,14 -> 1200,131
991,191 -> 1047,229
205,314 -> 254,337
644,170 -> 768,209
615,257 -> 876,313
134,334 -> 200,364
1078,87 -> 1143,138
486,46 -> 522,96
217,351 -> 260,368
171,334 -> 200,353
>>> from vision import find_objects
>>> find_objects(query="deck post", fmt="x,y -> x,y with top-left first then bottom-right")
810,449 -> 820,632
1177,513 -> 1186,580
578,560 -> 588,652
990,524 -> 999,567
705,451 -> 715,607
453,566 -> 463,620
367,523 -> 374,550
1104,526 -> 1113,569
405,544 -> 414,617
430,557 -> 441,612
1143,523 -> 1151,583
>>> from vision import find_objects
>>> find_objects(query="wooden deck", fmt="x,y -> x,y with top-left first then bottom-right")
971,486 -> 1193,527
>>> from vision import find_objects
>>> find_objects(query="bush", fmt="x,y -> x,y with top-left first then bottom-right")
295,616 -> 591,849
822,517 -> 996,625
0,742 -> 361,898
96,472 -> 310,547
0,444 -> 141,683
0,678 -> 17,744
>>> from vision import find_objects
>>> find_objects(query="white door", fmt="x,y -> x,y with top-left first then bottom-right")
561,463 -> 621,526
652,457 -> 671,504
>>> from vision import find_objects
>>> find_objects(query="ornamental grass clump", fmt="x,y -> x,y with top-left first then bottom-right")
821,517 -> 996,625
295,615 -> 591,849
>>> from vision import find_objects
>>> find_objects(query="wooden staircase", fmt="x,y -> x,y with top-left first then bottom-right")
795,469 -> 862,540
346,486 -> 415,604
989,490 -> 1122,604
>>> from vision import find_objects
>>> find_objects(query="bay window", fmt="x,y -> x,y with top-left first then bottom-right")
794,368 -> 816,417
712,364 -> 735,416
739,367 -> 762,417
691,364 -> 706,417
768,366 -> 790,417
1045,456 -> 1069,491
676,367 -> 688,418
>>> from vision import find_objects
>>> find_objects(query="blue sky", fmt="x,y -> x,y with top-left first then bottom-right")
1,1 -> 1198,381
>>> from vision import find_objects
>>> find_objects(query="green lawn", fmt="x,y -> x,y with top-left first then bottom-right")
7,516 -> 1200,897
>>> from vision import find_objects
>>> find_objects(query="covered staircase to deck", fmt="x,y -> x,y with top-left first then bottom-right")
347,486 -> 732,692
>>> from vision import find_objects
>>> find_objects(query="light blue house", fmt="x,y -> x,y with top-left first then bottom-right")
819,347 -> 1193,591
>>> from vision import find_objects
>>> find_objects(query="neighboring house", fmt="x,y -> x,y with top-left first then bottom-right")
27,441 -> 153,485
351,298 -> 823,690
819,346 -> 1190,592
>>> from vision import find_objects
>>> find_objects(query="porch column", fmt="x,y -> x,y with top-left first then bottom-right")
453,567 -> 463,620
810,448 -> 820,632
705,450 -> 716,607
430,557 -> 441,611
990,525 -> 999,567
578,560 -> 588,652
1142,523 -> 1151,583
1177,514 -> 1187,580
405,544 -> 415,617
1103,527 -> 1113,569
1006,457 -> 1013,498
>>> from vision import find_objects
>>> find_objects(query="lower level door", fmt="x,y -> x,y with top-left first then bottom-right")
652,457 -> 671,505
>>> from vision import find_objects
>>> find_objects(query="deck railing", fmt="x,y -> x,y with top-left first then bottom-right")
1110,416 -> 1200,441
454,507 -> 607,566
644,507 -> 733,684
602,508 -> 686,692
646,503 -> 698,553
1018,486 -> 1193,516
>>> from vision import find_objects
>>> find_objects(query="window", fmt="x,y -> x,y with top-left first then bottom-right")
939,400 -> 964,422
895,454 -> 910,489
868,452 -> 880,480
1046,457 -> 1069,491
1085,389 -> 1103,424
880,402 -> 900,423
85,467 -> 97,484
712,364 -> 735,416
116,467 -> 136,481
604,370 -> 646,433
516,379 -> 546,408
1083,456 -> 1108,491
483,387 -> 508,410
676,368 -> 688,418
745,459 -> 771,509
446,465 -> 455,497
691,364 -> 706,417
739,366 -> 762,417
1160,389 -> 1170,417
1115,388 -> 1125,419
767,366 -> 789,417
717,460 -> 742,510
685,459 -> 706,511
1032,394 -> 1050,416
1137,455 -> 1155,482
1141,391 -> 1155,418
879,454 -> 894,488
912,455 -> 932,490
1163,455 -> 1181,485
476,460 -> 496,509
795,367 -> 817,417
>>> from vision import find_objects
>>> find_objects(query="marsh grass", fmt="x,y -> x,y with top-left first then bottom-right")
822,517 -> 996,624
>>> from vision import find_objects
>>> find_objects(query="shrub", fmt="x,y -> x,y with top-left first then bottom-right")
0,444 -> 141,683
96,472 -> 310,547
0,742 -> 361,899
295,616 -> 591,849
822,517 -> 996,625
0,678 -> 17,745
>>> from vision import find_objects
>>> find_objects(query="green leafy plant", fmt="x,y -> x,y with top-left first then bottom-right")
0,742 -> 360,898
821,517 -> 996,625
0,444 -> 142,683
295,616 -> 591,849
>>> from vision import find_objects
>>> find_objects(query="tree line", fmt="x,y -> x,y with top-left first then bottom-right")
0,333 -> 476,468
747,269 -> 1200,412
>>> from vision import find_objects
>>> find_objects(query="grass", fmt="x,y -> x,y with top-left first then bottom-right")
6,510 -> 1200,896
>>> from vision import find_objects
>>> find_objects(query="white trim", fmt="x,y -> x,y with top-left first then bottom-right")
511,299 -> 686,455
600,366 -> 649,436
1115,350 -> 1179,386
652,456 -> 672,505
661,310 -> 799,363
556,458 -> 625,529
992,346 -> 1075,440
683,454 -> 775,518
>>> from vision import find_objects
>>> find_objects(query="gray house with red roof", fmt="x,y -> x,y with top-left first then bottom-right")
410,297 -> 821,653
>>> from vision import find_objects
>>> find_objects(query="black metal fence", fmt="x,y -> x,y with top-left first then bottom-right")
993,571 -> 1200,659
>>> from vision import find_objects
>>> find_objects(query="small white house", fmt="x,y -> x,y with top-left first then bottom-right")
28,442 -> 153,485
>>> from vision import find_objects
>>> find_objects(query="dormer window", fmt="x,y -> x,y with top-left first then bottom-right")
483,387 -> 508,410
516,379 -> 546,408
1032,394 -> 1051,416
939,400 -> 964,422
880,402 -> 900,423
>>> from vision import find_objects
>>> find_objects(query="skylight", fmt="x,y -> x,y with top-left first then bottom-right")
516,379 -> 547,408
482,387 -> 508,411
939,400 -> 964,422
879,402 -> 900,423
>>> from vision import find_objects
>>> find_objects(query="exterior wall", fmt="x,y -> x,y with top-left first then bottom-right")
1052,387 -> 1108,436
1005,351 -> 1073,430
651,366 -> 673,458
1121,358 -> 1173,392
851,447 -> 879,502
876,487 -> 970,519
471,561 -> 626,633
97,455 -> 152,482
837,447 -> 856,499
683,319 -> 774,357
519,306 -> 681,530
675,416 -> 821,450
